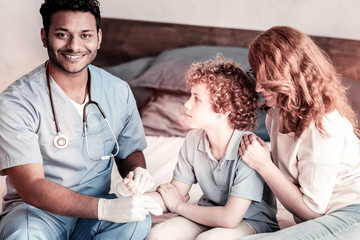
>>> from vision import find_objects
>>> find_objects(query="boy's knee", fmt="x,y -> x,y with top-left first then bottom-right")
195,231 -> 218,240
146,224 -> 165,240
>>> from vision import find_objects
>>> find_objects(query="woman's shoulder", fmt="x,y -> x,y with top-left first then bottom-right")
300,109 -> 356,148
321,109 -> 354,136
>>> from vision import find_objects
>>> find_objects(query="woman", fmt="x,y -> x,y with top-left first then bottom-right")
239,26 -> 360,239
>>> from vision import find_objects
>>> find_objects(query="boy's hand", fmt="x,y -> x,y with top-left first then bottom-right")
157,183 -> 187,213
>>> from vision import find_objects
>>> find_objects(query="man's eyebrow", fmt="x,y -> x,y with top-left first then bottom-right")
54,27 -> 94,32
55,27 -> 69,32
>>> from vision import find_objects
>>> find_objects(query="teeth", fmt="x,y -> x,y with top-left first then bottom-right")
65,55 -> 81,59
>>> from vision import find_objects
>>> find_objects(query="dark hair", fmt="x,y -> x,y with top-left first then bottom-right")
186,54 -> 259,130
40,0 -> 101,34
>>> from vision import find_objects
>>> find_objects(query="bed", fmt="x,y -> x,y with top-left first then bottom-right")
1,18 -> 360,230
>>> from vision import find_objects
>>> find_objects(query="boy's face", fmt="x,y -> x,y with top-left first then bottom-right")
184,83 -> 224,130
41,10 -> 102,74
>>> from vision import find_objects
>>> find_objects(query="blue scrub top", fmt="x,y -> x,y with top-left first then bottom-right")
0,63 -> 147,214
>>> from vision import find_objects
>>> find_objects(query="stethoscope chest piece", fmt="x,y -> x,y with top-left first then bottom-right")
54,133 -> 68,149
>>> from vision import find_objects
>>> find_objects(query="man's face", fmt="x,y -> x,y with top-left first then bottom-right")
41,10 -> 102,74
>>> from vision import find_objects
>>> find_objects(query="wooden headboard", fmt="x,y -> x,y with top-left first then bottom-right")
94,18 -> 360,81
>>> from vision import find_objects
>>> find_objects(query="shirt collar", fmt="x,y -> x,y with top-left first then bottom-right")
197,129 -> 250,161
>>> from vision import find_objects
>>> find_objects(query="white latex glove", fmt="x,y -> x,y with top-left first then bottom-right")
116,171 -> 137,197
116,180 -> 134,197
133,167 -> 155,194
98,195 -> 162,223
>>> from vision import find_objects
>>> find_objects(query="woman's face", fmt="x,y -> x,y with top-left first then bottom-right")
255,81 -> 279,107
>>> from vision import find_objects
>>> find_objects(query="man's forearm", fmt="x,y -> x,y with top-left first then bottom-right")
115,151 -> 146,178
26,178 -> 99,218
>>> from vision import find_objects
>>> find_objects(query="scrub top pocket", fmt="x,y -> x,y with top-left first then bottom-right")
84,111 -> 118,160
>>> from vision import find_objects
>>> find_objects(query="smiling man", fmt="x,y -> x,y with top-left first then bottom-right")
0,0 -> 158,239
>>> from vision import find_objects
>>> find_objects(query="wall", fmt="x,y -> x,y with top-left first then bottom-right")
101,0 -> 360,40
1,0 -> 359,92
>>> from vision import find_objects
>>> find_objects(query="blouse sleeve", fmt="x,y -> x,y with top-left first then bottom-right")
297,122 -> 344,214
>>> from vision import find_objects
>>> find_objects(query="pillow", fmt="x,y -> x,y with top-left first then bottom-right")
103,57 -> 155,109
141,92 -> 191,137
131,46 -> 250,93
104,57 -> 155,80
141,92 -> 269,141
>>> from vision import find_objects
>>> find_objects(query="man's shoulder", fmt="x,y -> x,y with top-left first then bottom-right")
90,64 -> 124,80
1,64 -> 46,101
89,64 -> 130,89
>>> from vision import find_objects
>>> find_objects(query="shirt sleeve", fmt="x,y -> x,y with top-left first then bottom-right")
230,159 -> 265,202
173,132 -> 197,185
297,124 -> 343,214
115,83 -> 147,159
0,95 -> 43,174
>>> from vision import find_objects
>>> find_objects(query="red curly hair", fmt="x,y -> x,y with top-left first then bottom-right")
248,26 -> 359,138
186,54 -> 259,130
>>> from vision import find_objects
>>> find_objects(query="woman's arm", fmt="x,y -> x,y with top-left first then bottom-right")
158,180 -> 252,228
239,134 -> 322,221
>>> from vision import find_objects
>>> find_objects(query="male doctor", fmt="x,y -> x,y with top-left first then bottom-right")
0,0 -> 159,239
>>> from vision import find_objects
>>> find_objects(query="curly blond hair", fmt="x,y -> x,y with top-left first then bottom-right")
186,54 -> 259,130
248,26 -> 359,137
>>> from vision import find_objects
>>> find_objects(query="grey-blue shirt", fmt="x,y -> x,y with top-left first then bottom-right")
173,129 -> 279,233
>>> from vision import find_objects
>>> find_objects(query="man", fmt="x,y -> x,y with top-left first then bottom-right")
0,0 -> 159,239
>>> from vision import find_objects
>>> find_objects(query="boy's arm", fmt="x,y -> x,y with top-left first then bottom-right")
177,196 -> 251,228
120,177 -> 191,213
158,181 -> 251,228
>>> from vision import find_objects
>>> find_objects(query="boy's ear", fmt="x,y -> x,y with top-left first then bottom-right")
223,111 -> 231,118
217,111 -> 230,119
41,28 -> 47,48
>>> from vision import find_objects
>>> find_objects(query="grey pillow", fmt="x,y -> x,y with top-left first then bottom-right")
104,57 -> 155,81
104,57 -> 155,109
131,46 -> 250,93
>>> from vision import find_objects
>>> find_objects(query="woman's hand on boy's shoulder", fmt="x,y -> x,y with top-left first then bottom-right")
239,134 -> 272,172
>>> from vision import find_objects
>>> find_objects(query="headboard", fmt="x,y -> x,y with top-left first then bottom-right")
94,18 -> 360,82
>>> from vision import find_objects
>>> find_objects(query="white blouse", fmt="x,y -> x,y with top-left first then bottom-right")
267,108 -> 360,214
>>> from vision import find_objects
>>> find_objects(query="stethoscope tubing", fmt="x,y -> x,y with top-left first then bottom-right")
45,61 -> 119,160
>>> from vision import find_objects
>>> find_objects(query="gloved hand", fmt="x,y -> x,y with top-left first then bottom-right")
116,171 -> 138,197
98,195 -> 162,223
133,167 -> 155,194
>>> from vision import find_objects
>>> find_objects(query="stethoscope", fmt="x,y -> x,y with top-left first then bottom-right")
46,61 -> 120,160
